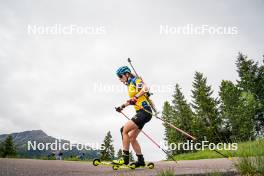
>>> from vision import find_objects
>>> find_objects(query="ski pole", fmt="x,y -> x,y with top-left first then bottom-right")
115,108 -> 178,164
134,104 -> 196,140
213,149 -> 231,159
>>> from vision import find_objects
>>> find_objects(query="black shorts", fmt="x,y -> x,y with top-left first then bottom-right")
131,106 -> 152,129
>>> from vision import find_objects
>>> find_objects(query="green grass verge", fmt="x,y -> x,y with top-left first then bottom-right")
156,168 -> 175,176
157,169 -> 233,176
235,156 -> 264,175
173,139 -> 264,160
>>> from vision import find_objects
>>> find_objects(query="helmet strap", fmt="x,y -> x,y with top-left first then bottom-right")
124,73 -> 131,85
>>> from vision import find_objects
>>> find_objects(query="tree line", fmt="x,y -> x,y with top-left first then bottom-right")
162,53 -> 264,156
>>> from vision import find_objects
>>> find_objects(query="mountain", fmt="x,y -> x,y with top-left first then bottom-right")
0,130 -> 99,159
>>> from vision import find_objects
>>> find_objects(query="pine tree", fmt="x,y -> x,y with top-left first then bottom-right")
172,84 -> 197,153
220,80 -> 256,141
100,131 -> 115,160
116,149 -> 122,159
256,58 -> 264,134
236,53 -> 258,93
172,84 -> 195,139
219,80 -> 239,141
163,101 -> 174,143
2,135 -> 17,158
220,80 -> 242,140
191,72 -> 221,143
236,53 -> 264,135
129,151 -> 135,162
0,141 -> 4,157
162,101 -> 178,157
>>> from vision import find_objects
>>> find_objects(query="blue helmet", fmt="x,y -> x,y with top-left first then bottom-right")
116,66 -> 131,77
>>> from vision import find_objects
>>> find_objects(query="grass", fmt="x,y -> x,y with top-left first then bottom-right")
168,139 -> 264,175
173,139 -> 264,161
156,168 -> 175,176
156,169 -> 234,176
235,156 -> 264,175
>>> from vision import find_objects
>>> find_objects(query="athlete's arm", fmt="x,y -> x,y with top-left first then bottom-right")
135,84 -> 149,98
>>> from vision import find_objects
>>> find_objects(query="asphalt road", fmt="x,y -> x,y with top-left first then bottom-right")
0,158 -> 237,176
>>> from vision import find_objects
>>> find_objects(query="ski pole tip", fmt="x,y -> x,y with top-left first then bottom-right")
127,58 -> 131,62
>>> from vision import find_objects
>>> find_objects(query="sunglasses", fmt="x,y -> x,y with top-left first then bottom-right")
118,75 -> 123,78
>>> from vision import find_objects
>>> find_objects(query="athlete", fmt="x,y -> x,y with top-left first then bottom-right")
113,66 -> 152,167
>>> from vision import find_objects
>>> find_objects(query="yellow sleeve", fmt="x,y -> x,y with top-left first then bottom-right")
135,78 -> 144,89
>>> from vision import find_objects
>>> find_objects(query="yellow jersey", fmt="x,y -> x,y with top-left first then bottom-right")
127,76 -> 150,111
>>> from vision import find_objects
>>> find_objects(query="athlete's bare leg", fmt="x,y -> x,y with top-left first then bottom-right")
129,128 -> 142,154
122,120 -> 138,151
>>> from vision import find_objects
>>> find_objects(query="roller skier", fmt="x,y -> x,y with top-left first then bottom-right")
112,66 -> 152,167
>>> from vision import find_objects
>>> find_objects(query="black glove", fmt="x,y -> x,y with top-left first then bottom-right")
115,107 -> 123,112
127,97 -> 138,105
115,104 -> 126,112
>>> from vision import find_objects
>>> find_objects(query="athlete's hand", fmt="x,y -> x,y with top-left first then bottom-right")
127,97 -> 138,105
115,104 -> 126,112
115,107 -> 123,112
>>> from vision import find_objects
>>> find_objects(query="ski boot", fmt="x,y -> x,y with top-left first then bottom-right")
130,154 -> 146,168
112,150 -> 129,165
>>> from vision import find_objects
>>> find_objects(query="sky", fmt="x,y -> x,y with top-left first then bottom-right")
0,0 -> 264,161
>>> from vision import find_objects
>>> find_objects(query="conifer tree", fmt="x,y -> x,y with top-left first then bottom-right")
172,84 -> 196,141
162,101 -> 179,156
191,72 -> 221,143
2,135 -> 17,158
116,149 -> 122,159
100,131 -> 115,160
236,53 -> 264,135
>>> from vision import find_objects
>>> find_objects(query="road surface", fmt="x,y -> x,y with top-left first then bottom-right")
0,158 -> 237,176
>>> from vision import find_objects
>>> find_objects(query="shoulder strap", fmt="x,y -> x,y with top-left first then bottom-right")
131,77 -> 137,86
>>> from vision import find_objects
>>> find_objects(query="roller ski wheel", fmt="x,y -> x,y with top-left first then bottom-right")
147,162 -> 155,169
93,158 -> 101,166
112,165 -> 120,170
129,163 -> 136,169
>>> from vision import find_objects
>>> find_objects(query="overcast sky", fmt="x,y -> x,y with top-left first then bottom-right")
0,0 -> 264,161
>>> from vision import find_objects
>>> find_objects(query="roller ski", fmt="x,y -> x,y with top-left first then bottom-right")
92,158 -> 155,170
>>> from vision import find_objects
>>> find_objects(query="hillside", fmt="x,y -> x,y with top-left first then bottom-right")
0,130 -> 99,159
